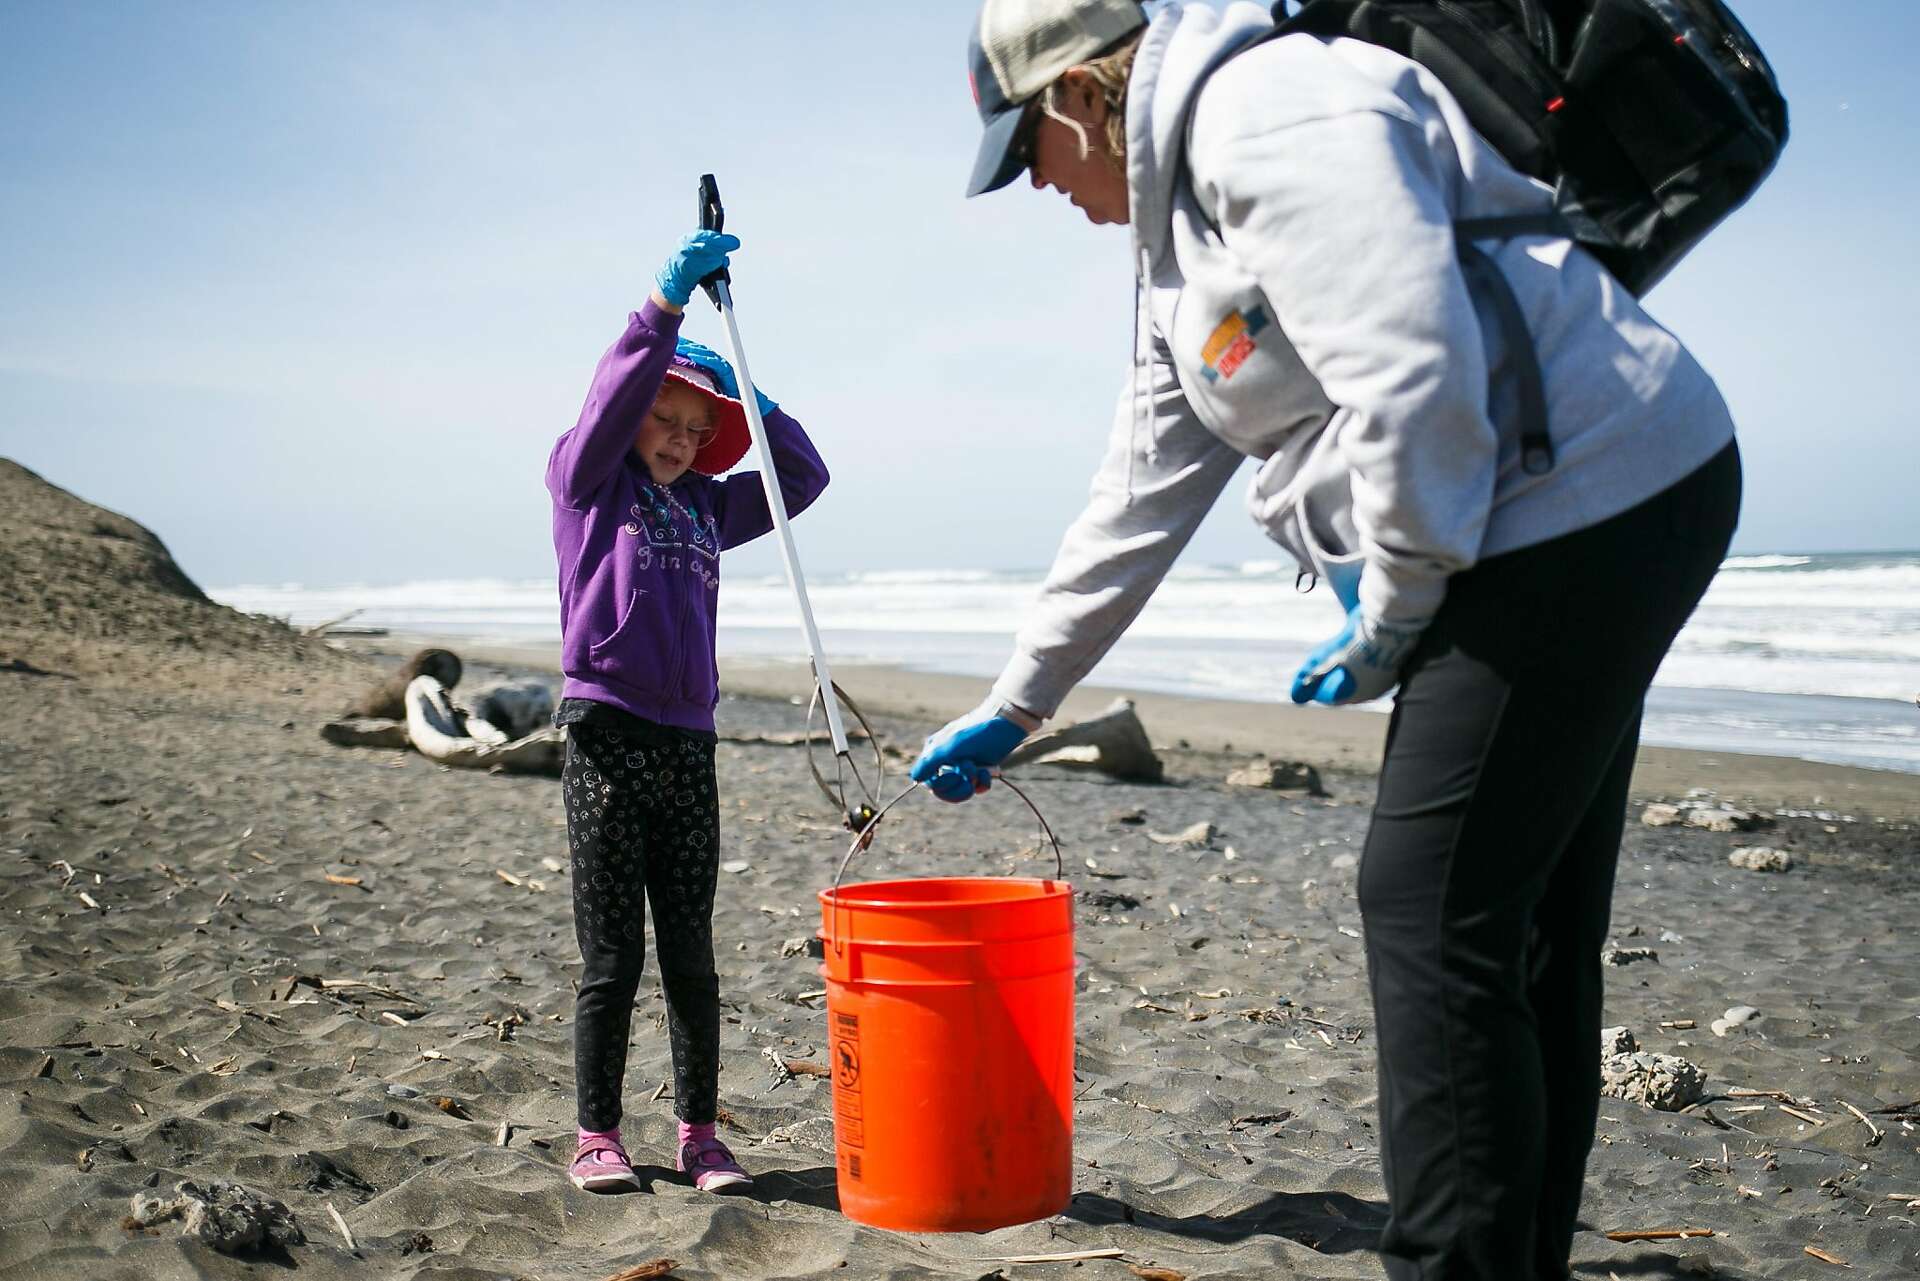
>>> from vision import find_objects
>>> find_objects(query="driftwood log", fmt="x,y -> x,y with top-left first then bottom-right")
458,680 -> 555,743
1003,697 -> 1164,783
344,648 -> 462,720
405,675 -> 562,775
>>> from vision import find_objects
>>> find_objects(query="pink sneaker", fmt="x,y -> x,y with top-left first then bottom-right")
677,1126 -> 751,1192
569,1131 -> 642,1193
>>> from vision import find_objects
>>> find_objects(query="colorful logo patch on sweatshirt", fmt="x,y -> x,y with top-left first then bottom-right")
1199,304 -> 1272,383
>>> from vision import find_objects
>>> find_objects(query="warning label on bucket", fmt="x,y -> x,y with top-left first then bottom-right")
832,1010 -> 864,1156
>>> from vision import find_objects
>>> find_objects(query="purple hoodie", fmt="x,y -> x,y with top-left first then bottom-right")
547,299 -> 829,733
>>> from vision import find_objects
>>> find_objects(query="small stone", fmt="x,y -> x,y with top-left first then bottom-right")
721,860 -> 750,874
1602,946 -> 1660,967
1225,758 -> 1327,796
1687,807 -> 1770,833
385,1083 -> 420,1100
1108,807 -> 1147,826
1727,846 -> 1792,872
1711,1005 -> 1762,1037
1601,1026 -> 1639,1055
1640,803 -> 1685,827
1329,852 -> 1358,872
780,937 -> 809,959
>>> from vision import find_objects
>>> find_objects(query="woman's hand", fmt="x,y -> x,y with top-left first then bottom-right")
654,230 -> 741,311
676,338 -> 778,417
1289,605 -> 1424,706
910,700 -> 1035,802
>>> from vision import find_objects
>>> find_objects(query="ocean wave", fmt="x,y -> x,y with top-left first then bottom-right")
1720,554 -> 1814,570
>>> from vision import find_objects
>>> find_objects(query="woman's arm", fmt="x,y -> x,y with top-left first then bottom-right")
1202,107 -> 1498,628
991,347 -> 1242,722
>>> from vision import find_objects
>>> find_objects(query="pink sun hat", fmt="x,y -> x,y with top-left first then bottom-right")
661,355 -> 751,476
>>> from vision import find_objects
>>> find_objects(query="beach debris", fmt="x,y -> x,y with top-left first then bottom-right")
1003,698 -> 1164,783
1147,821 -> 1216,849
1225,758 -> 1327,796
1602,1026 -> 1639,1055
1711,1005 -> 1762,1037
385,1083 -> 421,1099
1640,803 -> 1685,827
992,1248 -> 1129,1264
1083,889 -> 1141,912
1840,1101 -> 1884,1146
1727,846 -> 1793,872
1603,1229 -> 1714,1243
323,1201 -> 356,1253
599,1261 -> 677,1281
33,1054 -> 52,1079
322,873 -> 363,888
780,936 -> 809,958
762,1116 -> 836,1150
1803,1245 -> 1849,1267
428,1095 -> 471,1119
1128,1267 -> 1187,1281
1602,945 -> 1660,967
1599,1035 -> 1706,1111
401,1231 -> 434,1255
404,674 -> 565,775
721,859 -> 750,874
123,1181 -> 305,1255
1661,1019 -> 1698,1030
345,648 -> 461,720
319,718 -> 410,749
1108,807 -> 1148,825
495,1120 -> 512,1146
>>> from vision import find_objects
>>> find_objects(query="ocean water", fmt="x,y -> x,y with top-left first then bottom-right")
213,552 -> 1920,775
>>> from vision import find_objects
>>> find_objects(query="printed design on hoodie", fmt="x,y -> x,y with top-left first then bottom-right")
623,483 -> 720,592
1199,303 -> 1273,382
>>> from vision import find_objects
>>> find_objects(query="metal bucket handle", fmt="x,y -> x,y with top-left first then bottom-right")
825,774 -> 1065,957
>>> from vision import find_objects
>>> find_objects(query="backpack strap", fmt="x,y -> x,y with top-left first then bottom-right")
1455,211 -> 1569,476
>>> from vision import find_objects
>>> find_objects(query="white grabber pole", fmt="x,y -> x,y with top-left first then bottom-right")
695,174 -> 853,762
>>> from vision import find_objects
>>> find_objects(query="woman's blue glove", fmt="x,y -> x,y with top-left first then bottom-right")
675,337 -> 778,417
1289,604 -> 1424,706
910,701 -> 1033,803
654,230 -> 740,308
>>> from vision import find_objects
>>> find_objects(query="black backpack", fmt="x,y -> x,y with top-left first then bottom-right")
1273,0 -> 1789,297
1255,0 -> 1785,473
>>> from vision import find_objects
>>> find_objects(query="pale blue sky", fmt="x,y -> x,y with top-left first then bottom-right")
2,1 -> 1914,588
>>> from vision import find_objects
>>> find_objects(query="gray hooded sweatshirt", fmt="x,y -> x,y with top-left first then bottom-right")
990,1 -> 1736,721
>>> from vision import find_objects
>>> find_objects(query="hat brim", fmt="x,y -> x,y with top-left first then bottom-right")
966,101 -> 1029,197
662,368 -> 752,476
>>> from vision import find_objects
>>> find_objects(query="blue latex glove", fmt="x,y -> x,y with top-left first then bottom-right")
1289,604 -> 1425,706
654,230 -> 740,308
675,337 -> 778,418
910,701 -> 1032,803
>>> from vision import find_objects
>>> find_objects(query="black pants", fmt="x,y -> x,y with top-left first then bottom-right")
562,718 -> 722,1131
1361,442 -> 1740,1280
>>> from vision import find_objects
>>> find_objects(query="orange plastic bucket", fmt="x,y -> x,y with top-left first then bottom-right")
817,874 -> 1075,1232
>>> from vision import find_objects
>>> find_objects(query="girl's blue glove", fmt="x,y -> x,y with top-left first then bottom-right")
655,230 -> 740,308
911,702 -> 1033,803
675,337 -> 778,417
1289,604 -> 1424,706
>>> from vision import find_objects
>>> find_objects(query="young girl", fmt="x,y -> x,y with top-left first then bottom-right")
546,227 -> 829,1193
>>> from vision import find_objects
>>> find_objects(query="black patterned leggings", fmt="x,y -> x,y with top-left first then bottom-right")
561,719 -> 721,1131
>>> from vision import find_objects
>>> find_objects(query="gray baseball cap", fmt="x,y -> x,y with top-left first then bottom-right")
965,0 -> 1147,196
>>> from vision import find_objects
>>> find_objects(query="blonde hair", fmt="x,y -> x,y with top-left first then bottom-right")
1038,29 -> 1144,171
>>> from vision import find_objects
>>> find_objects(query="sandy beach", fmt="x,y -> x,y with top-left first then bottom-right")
5,463 -> 1920,1280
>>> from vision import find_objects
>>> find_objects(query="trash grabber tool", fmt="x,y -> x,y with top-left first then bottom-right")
694,174 -> 877,829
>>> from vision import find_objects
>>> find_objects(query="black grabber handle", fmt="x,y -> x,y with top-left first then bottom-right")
697,173 -> 729,307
